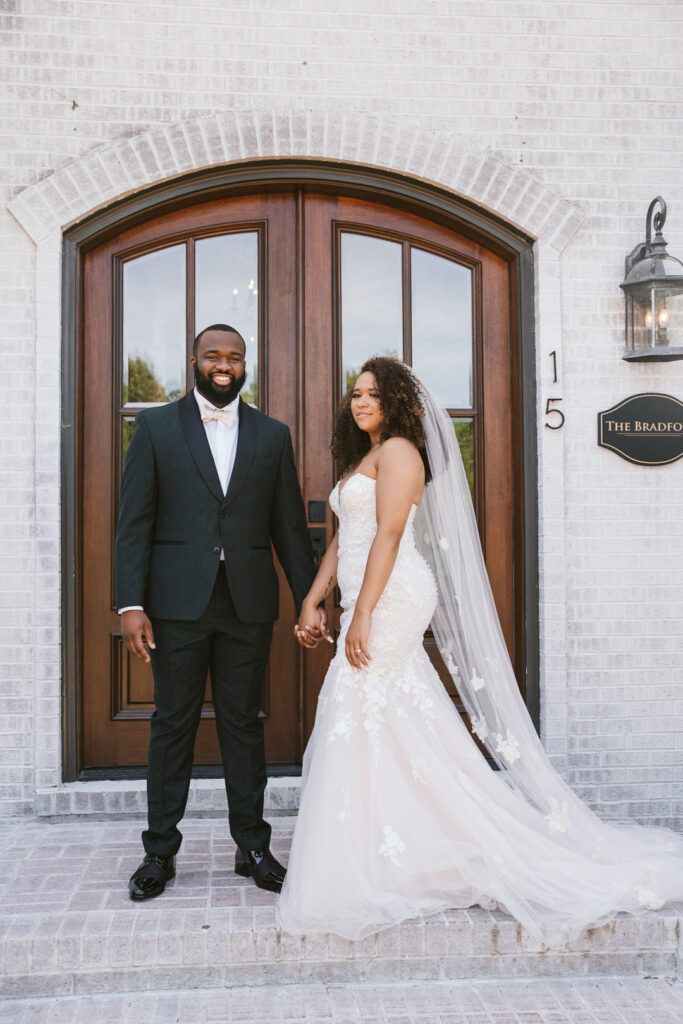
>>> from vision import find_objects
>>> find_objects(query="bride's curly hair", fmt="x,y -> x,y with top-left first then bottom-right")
331,357 -> 431,481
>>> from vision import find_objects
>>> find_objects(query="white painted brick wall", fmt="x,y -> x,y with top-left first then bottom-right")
1,0 -> 682,825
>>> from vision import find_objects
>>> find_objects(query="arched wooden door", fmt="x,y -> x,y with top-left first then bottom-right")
79,187 -> 521,774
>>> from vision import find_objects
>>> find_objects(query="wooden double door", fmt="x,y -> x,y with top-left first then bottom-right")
80,188 -> 520,774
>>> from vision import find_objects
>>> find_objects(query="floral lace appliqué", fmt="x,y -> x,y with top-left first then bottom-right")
327,710 -> 356,744
470,715 -> 489,742
336,788 -> 351,823
410,756 -> 432,784
545,798 -> 570,834
379,825 -> 406,866
495,729 -> 521,765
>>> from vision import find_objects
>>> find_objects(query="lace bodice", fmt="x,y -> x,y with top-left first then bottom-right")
330,473 -> 425,613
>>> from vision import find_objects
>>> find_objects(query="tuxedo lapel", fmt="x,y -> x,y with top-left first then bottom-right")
222,398 -> 257,510
177,391 -> 223,503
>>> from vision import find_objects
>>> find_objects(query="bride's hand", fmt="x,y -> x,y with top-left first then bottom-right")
293,601 -> 324,649
345,610 -> 372,669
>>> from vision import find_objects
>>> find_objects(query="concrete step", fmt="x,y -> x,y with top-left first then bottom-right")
0,819 -> 680,1000
34,778 -> 301,819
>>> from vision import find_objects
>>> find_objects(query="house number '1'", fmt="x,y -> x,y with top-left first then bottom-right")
545,351 -> 565,430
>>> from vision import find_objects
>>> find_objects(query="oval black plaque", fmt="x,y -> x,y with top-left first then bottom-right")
597,393 -> 683,466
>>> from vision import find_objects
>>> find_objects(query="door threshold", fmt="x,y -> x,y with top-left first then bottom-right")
77,763 -> 302,782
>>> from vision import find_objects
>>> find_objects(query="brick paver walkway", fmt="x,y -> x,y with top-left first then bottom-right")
1,818 -> 681,1019
0,818 -> 288,917
0,977 -> 681,1023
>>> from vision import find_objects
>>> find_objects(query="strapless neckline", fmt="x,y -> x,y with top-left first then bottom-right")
337,472 -> 377,499
334,473 -> 420,510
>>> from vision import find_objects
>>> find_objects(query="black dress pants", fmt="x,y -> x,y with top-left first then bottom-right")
142,568 -> 274,856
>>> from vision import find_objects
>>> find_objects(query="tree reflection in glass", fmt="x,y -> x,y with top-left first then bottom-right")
453,419 -> 474,501
122,244 -> 186,407
122,417 -> 136,461
122,357 -> 183,405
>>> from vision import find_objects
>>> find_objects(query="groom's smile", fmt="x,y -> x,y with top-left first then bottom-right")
211,372 -> 234,387
191,326 -> 247,407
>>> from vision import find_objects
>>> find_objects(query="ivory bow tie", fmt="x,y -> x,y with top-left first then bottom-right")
201,408 -> 236,427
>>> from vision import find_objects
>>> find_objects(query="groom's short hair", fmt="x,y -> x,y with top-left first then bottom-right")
193,324 -> 246,356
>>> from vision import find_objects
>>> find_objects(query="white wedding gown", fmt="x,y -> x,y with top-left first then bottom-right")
277,473 -> 683,943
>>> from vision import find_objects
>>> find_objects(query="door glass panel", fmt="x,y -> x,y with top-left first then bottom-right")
122,417 -> 136,463
195,232 -> 259,407
341,232 -> 402,393
411,248 -> 473,409
452,418 -> 475,501
122,244 -> 186,407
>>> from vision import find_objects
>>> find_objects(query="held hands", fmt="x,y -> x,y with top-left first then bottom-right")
121,610 -> 156,663
345,609 -> 372,670
293,601 -> 334,649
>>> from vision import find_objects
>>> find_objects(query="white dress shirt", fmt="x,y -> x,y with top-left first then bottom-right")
118,389 -> 240,613
194,387 -> 240,497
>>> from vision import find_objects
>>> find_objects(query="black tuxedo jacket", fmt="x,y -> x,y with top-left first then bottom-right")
115,393 -> 316,623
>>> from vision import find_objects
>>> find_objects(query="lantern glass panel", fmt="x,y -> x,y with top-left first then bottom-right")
627,286 -> 683,351
652,287 -> 683,349
626,292 -> 651,352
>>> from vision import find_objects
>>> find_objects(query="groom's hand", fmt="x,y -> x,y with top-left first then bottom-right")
294,601 -> 333,649
121,610 -> 156,663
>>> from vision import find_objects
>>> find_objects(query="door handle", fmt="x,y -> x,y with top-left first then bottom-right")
308,526 -> 327,570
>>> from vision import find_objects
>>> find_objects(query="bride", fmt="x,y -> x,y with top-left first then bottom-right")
277,357 -> 683,944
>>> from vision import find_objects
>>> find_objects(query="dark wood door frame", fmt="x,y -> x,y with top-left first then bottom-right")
61,160 -> 537,782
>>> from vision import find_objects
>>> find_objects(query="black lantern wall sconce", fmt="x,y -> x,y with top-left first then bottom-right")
620,197 -> 683,362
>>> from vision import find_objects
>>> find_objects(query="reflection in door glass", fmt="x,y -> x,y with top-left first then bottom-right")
122,417 -> 136,462
122,245 -> 186,407
341,233 -> 402,393
196,233 -> 259,407
452,418 -> 475,501
411,248 -> 473,409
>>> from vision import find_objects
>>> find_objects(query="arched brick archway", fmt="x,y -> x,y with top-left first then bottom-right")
8,109 -> 582,250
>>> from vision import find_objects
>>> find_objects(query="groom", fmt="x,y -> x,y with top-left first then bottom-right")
116,324 -> 318,901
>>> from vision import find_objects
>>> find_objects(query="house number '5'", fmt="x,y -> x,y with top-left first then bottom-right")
544,352 -> 565,429
545,398 -> 565,429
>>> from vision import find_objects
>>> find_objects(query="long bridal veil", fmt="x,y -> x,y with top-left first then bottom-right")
414,370 -> 683,923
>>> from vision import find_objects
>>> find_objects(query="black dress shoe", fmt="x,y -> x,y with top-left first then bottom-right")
235,847 -> 286,893
129,853 -> 176,901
